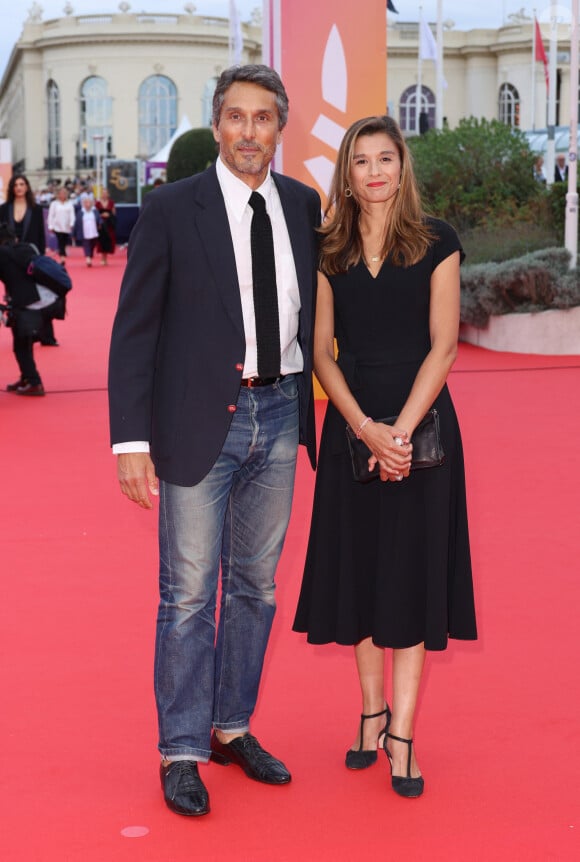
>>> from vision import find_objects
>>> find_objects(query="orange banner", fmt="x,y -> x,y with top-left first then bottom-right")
267,0 -> 387,205
265,2 -> 386,397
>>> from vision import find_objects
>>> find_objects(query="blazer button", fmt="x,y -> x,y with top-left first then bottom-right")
235,363 -> 243,371
227,404 -> 237,413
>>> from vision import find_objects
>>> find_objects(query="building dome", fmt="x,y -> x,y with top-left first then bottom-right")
0,7 -> 261,182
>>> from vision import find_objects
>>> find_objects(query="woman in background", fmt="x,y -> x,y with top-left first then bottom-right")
47,186 -> 75,265
0,174 -> 46,252
95,188 -> 116,265
75,196 -> 101,266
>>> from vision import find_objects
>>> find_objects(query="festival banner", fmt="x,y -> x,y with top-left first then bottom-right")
264,1 -> 386,396
265,0 -> 387,203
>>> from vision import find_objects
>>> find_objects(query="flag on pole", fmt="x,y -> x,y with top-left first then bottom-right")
419,17 -> 437,61
535,17 -> 549,90
419,18 -> 447,87
387,1 -> 399,11
229,0 -> 243,65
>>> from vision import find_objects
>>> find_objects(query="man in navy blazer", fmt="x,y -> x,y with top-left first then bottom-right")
108,65 -> 320,817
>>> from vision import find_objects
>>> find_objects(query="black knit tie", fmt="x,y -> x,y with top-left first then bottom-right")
248,191 -> 281,378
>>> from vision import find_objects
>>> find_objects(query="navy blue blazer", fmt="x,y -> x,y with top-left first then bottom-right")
108,163 -> 320,486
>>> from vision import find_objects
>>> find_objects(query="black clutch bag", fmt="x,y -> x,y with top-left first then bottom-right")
345,408 -> 445,483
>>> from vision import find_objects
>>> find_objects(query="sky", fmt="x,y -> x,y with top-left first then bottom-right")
0,1 -> 572,82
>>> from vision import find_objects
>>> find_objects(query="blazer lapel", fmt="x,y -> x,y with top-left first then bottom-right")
193,164 -> 244,337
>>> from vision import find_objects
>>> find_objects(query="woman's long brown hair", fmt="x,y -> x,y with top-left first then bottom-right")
320,115 -> 433,275
7,174 -> 36,209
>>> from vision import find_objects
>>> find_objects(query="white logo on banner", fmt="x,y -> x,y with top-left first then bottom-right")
305,25 -> 347,196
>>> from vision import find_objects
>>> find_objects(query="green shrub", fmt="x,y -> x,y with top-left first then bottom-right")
460,247 -> 580,326
166,128 -> 218,182
407,117 -> 580,321
461,216 -> 560,264
409,118 -> 542,231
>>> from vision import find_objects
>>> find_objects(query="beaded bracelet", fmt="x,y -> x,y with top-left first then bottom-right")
355,416 -> 373,439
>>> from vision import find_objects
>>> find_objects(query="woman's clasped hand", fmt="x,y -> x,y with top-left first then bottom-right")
359,420 -> 412,481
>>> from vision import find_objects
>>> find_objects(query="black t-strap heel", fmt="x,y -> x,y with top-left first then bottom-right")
384,731 -> 425,797
345,703 -> 391,770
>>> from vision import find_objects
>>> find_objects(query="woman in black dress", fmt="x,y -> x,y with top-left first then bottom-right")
95,188 -> 117,265
293,116 -> 477,798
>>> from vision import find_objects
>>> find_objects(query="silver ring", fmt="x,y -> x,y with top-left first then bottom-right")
394,436 -> 404,446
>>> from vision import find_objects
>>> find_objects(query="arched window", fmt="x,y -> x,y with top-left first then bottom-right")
202,77 -> 218,127
399,85 -> 436,134
46,79 -> 61,169
138,75 -> 177,158
78,76 -> 113,169
499,83 -> 520,127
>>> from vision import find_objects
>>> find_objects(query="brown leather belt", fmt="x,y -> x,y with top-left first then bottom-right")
240,375 -> 285,388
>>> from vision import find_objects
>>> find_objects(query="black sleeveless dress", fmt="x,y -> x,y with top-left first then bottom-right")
293,219 -> 477,651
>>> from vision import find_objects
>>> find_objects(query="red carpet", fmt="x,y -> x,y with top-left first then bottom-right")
1,247 -> 579,861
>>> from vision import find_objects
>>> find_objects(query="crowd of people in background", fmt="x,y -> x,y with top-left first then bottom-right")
0,171 -> 119,396
34,174 -> 99,208
29,174 -> 118,267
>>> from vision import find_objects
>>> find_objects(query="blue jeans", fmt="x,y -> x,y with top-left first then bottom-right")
154,375 -> 299,762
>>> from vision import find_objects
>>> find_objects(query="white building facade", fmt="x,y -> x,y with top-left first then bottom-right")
0,7 -> 261,184
0,8 -> 575,187
387,16 -> 573,137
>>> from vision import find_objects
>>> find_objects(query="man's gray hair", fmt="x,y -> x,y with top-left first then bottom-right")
212,64 -> 289,130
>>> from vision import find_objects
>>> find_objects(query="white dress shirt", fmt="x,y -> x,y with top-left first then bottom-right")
113,157 -> 303,455
215,155 -> 302,379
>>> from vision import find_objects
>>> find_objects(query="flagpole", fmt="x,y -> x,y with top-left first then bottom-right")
417,6 -> 423,135
546,0 -> 558,187
436,0 -> 443,130
262,0 -> 271,65
531,9 -> 537,131
565,0 -> 578,268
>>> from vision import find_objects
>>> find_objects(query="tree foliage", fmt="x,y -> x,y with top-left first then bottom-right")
166,128 -> 218,182
408,118 -> 541,230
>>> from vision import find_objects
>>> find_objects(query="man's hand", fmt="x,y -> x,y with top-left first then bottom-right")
117,452 -> 159,509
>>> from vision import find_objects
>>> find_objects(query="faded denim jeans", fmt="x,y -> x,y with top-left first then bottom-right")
154,375 -> 299,761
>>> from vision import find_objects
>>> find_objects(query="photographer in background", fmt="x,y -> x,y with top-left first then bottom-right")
0,223 -> 59,396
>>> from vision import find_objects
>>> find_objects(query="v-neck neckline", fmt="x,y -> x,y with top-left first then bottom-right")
362,258 -> 385,280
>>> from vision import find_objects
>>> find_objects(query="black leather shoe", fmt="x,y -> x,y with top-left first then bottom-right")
160,760 -> 210,816
210,732 -> 291,784
40,339 -> 59,346
16,382 -> 45,396
7,378 -> 26,392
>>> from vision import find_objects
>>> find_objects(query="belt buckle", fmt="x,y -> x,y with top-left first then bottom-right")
242,375 -> 283,388
241,376 -> 261,388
